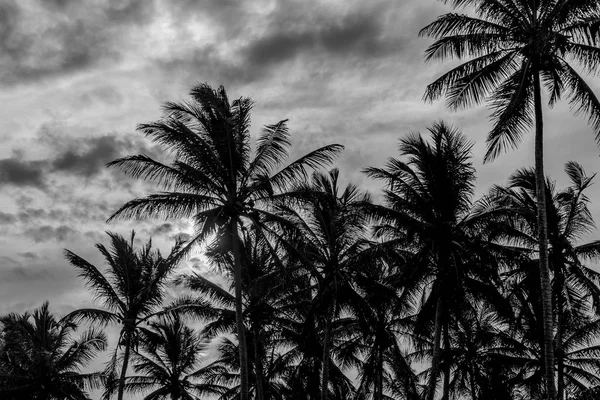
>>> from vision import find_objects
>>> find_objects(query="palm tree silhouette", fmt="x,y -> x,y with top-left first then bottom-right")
124,316 -> 223,399
274,168 -> 371,399
420,3 -> 600,397
106,83 -> 342,399
349,258 -> 419,400
488,162 -> 600,400
65,231 -> 201,400
0,302 -> 106,400
365,122 -> 508,400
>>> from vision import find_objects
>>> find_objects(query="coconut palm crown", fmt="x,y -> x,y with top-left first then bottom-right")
105,83 -> 343,399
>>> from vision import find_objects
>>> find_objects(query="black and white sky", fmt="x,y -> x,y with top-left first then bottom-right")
1,0 -> 600,388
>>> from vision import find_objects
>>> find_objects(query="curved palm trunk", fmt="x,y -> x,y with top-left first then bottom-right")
117,331 -> 132,400
231,220 -> 249,400
533,70 -> 557,400
253,323 -> 266,400
427,291 -> 445,400
320,299 -> 335,400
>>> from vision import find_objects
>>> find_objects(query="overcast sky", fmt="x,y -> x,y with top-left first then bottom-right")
1,0 -> 600,396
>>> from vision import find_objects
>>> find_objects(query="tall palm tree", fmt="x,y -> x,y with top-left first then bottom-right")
364,122 -> 509,400
274,168 -> 371,399
124,316 -> 223,399
488,162 -> 600,400
106,83 -> 343,399
0,302 -> 107,400
65,231 -> 202,400
420,2 -> 600,397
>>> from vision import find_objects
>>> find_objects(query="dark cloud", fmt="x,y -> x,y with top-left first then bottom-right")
52,135 -> 126,178
0,212 -> 17,224
0,0 -> 156,86
18,252 -> 39,261
157,3 -> 406,87
244,10 -> 400,69
149,222 -> 174,237
0,157 -> 46,188
0,132 -> 151,189
24,225 -> 79,243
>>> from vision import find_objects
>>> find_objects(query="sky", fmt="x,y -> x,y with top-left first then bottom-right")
1,0 -> 600,397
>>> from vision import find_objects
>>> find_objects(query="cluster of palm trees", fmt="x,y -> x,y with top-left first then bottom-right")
1,0 -> 600,399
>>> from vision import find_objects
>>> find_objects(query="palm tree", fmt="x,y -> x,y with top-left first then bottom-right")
124,316 -> 223,399
420,2 -> 600,397
106,83 -> 343,399
0,302 -> 106,400
175,227 -> 294,400
273,168 -> 371,399
364,122 -> 509,400
488,162 -> 600,400
492,294 -> 600,399
64,231 -> 203,400
348,259 -> 419,400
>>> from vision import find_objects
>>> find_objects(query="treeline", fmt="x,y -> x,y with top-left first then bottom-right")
1,85 -> 600,400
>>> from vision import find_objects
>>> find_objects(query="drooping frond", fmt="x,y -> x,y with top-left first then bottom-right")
484,62 -> 534,162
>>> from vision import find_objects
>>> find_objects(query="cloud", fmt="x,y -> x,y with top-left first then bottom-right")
0,0 -> 156,86
23,225 -> 79,243
18,252 -> 39,261
0,131 -> 154,189
52,135 -> 128,178
243,9 -> 399,70
0,157 -> 46,188
149,222 -> 174,237
0,212 -> 17,224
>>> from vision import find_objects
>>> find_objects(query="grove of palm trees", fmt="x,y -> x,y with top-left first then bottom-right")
1,1 -> 600,400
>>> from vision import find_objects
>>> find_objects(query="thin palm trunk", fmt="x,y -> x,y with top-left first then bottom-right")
557,311 -> 564,400
533,70 -> 557,400
427,290 -> 445,400
376,344 -> 384,400
231,220 -> 249,400
442,322 -> 450,400
556,268 -> 565,400
469,363 -> 477,400
253,322 -> 265,400
320,299 -> 335,400
117,331 -> 132,400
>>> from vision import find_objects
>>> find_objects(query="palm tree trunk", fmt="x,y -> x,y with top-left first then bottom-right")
117,331 -> 132,400
533,69 -> 557,400
427,291 -> 445,400
253,323 -> 266,400
320,299 -> 335,400
555,267 -> 565,400
469,363 -> 477,400
376,342 -> 384,400
231,220 -> 249,400
442,322 -> 450,400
